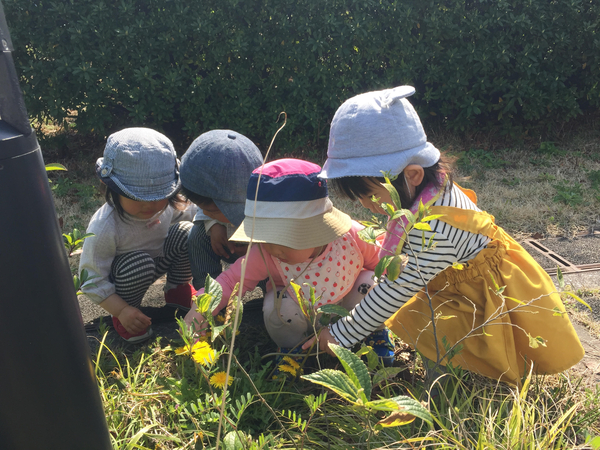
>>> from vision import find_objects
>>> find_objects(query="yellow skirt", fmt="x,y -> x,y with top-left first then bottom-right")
385,205 -> 584,385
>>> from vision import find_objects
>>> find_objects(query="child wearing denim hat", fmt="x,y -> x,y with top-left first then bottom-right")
305,86 -> 584,385
79,128 -> 197,343
184,158 -> 395,365
179,130 -> 263,290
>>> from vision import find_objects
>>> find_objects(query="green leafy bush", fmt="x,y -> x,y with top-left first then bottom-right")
4,0 -> 599,149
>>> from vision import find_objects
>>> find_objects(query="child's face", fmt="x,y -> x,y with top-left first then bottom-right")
357,182 -> 393,215
262,243 -> 321,265
197,201 -> 229,223
119,195 -> 168,219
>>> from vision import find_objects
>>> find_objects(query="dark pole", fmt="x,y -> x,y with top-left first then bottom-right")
0,4 -> 113,449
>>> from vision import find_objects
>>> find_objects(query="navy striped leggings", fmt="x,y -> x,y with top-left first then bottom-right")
187,221 -> 238,290
109,221 -> 193,308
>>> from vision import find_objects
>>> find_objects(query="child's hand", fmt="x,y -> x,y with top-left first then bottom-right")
210,224 -> 236,259
232,242 -> 248,257
302,327 -> 340,357
184,308 -> 209,336
118,306 -> 152,334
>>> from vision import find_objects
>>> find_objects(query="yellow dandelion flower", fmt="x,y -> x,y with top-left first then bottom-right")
215,314 -> 226,324
174,340 -> 210,356
192,342 -> 216,366
282,356 -> 301,369
277,364 -> 298,376
210,371 -> 233,389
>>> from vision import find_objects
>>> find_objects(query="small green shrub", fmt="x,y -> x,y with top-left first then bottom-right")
552,180 -> 584,206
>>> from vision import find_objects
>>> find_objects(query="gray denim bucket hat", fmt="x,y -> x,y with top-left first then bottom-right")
96,128 -> 181,202
180,130 -> 263,227
320,86 -> 440,179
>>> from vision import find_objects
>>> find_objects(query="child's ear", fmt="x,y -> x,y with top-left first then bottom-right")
404,165 -> 425,187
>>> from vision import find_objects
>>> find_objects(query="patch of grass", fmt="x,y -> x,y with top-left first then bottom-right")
537,141 -> 567,157
90,328 -> 600,449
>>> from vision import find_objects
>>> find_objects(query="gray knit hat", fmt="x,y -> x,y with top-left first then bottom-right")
320,86 -> 440,179
96,128 -> 181,201
180,130 -> 263,227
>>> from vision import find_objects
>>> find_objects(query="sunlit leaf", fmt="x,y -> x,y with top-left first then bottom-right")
302,369 -> 360,403
505,296 -> 525,305
413,223 -> 431,231
382,182 -> 402,210
370,395 -> 432,425
386,254 -> 407,281
329,344 -> 372,401
45,163 -> 67,171
374,255 -> 394,279
556,266 -> 565,289
376,410 -> 416,427
317,304 -> 349,317
421,214 -> 445,222
563,291 -> 592,311
528,334 -> 547,349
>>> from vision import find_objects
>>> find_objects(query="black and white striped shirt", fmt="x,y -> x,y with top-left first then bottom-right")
329,184 -> 491,348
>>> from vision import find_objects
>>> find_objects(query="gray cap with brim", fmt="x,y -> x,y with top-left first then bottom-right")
180,130 -> 263,227
320,86 -> 440,179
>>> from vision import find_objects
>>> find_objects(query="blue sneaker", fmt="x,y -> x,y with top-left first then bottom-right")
271,347 -> 305,380
364,328 -> 395,366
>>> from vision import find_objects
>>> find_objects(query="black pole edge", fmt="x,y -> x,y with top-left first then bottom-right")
0,120 -> 38,160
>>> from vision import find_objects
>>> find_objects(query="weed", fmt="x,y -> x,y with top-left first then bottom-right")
538,172 -> 557,182
457,149 -> 508,173
588,170 -> 600,190
63,228 -> 94,256
51,177 -> 101,213
501,177 -> 521,186
552,181 -> 584,206
538,141 -> 566,157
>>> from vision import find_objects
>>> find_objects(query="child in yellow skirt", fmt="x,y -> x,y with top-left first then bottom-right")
304,85 -> 584,385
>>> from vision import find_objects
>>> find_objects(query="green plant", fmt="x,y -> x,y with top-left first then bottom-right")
72,268 -> 97,295
538,172 -> 556,182
63,228 -> 94,256
501,176 -> 521,186
303,343 -> 432,431
588,170 -> 600,190
537,141 -> 567,157
552,180 -> 584,206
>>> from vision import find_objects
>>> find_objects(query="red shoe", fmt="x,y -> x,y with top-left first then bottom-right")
112,316 -> 153,343
165,283 -> 196,311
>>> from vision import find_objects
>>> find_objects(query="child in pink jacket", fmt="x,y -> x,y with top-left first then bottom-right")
184,159 -> 393,363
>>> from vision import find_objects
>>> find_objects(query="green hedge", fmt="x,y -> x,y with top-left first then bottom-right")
4,0 -> 599,149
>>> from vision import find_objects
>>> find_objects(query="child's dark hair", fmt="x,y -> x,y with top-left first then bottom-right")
332,156 -> 454,209
180,185 -> 214,207
101,184 -> 188,219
